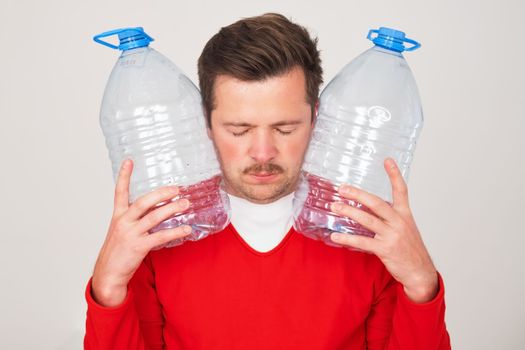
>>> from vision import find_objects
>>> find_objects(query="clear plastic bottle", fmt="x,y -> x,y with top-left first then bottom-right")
94,27 -> 230,248
293,27 -> 423,246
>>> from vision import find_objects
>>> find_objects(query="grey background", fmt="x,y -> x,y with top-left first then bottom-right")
1,0 -> 524,349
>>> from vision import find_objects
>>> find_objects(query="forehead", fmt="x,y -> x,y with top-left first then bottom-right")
211,67 -> 311,125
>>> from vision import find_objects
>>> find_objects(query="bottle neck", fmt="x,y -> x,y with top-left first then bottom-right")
372,45 -> 404,57
120,46 -> 150,57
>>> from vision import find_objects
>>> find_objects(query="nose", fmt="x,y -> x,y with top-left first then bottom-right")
248,129 -> 278,164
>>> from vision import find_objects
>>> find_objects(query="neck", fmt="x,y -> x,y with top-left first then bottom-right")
227,191 -> 295,252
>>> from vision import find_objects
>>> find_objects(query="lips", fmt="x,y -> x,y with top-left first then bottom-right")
246,172 -> 281,183
243,163 -> 284,184
249,172 -> 277,176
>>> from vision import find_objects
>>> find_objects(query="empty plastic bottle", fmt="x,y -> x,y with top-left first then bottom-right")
94,27 -> 230,248
293,27 -> 423,246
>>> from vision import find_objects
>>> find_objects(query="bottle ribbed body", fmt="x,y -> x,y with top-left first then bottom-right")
99,47 -> 230,247
293,46 -> 423,245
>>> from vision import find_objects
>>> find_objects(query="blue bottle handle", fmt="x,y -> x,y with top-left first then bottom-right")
93,27 -> 153,50
401,37 -> 421,51
367,29 -> 421,51
366,29 -> 377,41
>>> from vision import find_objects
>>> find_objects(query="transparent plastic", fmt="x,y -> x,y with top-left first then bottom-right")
293,45 -> 423,246
99,46 -> 230,248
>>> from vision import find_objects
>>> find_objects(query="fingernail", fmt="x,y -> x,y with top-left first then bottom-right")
332,202 -> 343,211
331,233 -> 343,241
183,226 -> 192,234
340,185 -> 353,195
180,199 -> 190,207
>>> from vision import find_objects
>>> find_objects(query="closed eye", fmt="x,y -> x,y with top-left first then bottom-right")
275,128 -> 295,135
231,129 -> 249,137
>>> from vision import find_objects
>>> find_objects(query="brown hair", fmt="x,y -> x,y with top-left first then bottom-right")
197,13 -> 323,127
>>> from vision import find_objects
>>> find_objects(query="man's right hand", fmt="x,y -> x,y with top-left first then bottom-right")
91,159 -> 192,307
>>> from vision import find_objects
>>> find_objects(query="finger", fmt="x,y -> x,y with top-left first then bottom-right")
133,198 -> 190,234
124,185 -> 180,222
331,202 -> 390,237
337,183 -> 399,225
330,232 -> 378,253
113,159 -> 133,217
384,158 -> 410,211
145,225 -> 192,250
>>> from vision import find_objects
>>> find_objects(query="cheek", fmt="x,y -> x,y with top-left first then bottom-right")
279,131 -> 311,166
214,134 -> 246,167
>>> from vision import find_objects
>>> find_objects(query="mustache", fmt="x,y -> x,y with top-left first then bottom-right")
243,163 -> 284,174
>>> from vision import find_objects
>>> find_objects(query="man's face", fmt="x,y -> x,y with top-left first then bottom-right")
208,67 -> 315,204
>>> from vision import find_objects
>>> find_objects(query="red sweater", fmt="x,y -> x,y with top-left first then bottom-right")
84,224 -> 450,349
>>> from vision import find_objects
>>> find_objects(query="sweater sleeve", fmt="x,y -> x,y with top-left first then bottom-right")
84,255 -> 164,350
366,271 -> 451,350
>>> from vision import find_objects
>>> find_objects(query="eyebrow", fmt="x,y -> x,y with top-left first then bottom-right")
223,120 -> 304,127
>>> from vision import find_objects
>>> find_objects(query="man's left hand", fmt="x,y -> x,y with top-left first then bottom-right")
330,158 -> 438,303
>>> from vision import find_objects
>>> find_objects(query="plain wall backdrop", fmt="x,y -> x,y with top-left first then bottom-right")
1,0 -> 524,349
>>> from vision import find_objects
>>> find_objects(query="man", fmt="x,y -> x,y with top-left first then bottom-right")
85,13 -> 451,349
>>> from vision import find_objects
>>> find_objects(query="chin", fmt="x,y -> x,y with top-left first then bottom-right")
247,188 -> 289,203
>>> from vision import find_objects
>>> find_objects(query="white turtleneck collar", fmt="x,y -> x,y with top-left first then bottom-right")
227,192 -> 294,253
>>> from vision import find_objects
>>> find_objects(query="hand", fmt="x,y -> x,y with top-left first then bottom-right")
329,158 -> 438,303
91,159 -> 192,307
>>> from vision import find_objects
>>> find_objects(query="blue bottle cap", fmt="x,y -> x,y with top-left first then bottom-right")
367,27 -> 421,52
93,27 -> 154,51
